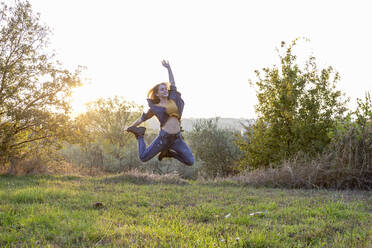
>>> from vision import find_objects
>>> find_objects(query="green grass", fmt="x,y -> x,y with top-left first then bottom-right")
0,174 -> 371,247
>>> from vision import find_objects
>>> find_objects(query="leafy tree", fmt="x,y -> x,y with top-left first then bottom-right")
354,92 -> 372,129
188,118 -> 243,177
0,1 -> 82,166
74,96 -> 142,168
237,39 -> 347,170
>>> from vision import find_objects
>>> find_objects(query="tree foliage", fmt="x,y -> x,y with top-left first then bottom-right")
73,96 -> 142,168
0,1 -> 82,166
237,39 -> 348,170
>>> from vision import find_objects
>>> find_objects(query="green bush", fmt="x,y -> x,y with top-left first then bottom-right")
232,92 -> 372,190
237,39 -> 347,170
188,118 -> 243,178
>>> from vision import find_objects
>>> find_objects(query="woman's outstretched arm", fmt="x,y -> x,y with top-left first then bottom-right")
127,110 -> 154,129
127,117 -> 144,128
161,60 -> 175,86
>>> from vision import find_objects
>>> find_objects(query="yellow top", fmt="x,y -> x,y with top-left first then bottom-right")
157,99 -> 180,119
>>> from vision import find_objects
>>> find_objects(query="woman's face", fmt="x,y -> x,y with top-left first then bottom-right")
156,84 -> 168,98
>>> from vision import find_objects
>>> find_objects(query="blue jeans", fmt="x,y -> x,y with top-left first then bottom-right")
138,129 -> 194,166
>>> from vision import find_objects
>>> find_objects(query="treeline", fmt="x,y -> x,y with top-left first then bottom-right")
1,2 -> 371,189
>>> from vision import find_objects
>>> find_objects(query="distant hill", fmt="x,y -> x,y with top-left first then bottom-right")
145,117 -> 255,133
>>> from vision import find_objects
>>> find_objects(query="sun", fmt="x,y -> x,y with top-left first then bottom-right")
69,84 -> 98,117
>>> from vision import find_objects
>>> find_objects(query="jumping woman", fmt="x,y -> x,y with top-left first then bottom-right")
126,60 -> 194,166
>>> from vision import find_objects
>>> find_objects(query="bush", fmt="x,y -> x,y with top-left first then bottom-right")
4,157 -> 46,175
230,93 -> 372,190
188,118 -> 243,178
238,39 -> 347,170
60,128 -> 198,178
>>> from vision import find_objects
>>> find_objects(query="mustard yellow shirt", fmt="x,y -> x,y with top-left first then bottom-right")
156,99 -> 180,119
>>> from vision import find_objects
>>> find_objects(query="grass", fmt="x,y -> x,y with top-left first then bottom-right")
0,174 -> 371,247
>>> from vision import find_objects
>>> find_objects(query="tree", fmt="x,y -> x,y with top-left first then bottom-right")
0,1 -> 82,166
237,39 -> 347,170
75,96 -> 142,169
188,118 -> 243,177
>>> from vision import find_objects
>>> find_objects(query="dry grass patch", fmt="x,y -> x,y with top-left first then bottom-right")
227,160 -> 372,190
231,125 -> 372,190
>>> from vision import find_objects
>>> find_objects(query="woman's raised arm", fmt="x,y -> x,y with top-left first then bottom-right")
161,60 -> 175,86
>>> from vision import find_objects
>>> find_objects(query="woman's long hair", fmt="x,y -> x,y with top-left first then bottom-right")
147,82 -> 170,104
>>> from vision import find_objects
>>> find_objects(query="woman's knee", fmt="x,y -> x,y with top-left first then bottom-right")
139,153 -> 151,162
184,155 -> 194,166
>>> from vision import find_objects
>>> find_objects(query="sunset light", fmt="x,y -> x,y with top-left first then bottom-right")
1,1 -> 371,246
27,0 -> 372,119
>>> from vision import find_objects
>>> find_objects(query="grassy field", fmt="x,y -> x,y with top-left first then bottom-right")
0,173 -> 371,247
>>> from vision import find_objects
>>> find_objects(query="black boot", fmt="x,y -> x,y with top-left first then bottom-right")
126,126 -> 146,138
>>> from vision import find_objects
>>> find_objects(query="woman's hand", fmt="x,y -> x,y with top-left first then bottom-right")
161,60 -> 171,69
162,59 -> 175,85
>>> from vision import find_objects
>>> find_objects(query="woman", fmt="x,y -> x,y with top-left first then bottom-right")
126,60 -> 194,166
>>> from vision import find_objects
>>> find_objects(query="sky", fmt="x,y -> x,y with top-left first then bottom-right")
20,0 -> 372,118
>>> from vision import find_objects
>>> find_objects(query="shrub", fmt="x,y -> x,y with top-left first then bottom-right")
230,93 -> 372,190
238,39 -> 347,170
188,118 -> 243,178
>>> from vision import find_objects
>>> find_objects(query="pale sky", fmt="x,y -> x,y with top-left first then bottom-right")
22,0 -> 372,118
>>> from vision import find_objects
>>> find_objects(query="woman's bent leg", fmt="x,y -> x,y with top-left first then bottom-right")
169,135 -> 194,166
138,131 -> 168,162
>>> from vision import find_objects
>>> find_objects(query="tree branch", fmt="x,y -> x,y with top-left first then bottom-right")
10,134 -> 53,148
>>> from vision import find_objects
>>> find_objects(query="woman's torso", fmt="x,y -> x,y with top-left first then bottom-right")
156,99 -> 181,134
162,117 -> 180,134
